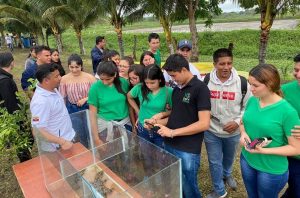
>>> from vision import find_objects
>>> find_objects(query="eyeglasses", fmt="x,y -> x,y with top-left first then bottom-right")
119,65 -> 129,69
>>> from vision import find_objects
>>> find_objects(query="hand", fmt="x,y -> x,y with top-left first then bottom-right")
61,140 -> 73,150
156,124 -> 173,138
132,126 -> 137,135
292,125 -> 300,139
151,112 -> 164,120
240,132 -> 251,147
150,57 -> 155,64
223,121 -> 239,133
94,137 -> 104,147
77,98 -> 87,107
143,118 -> 156,130
244,143 -> 265,154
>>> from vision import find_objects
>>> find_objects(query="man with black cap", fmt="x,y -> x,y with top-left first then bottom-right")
164,39 -> 201,88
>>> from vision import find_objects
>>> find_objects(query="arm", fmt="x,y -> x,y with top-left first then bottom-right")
127,92 -> 139,115
247,136 -> 300,156
292,125 -> 300,139
239,119 -> 251,147
0,79 -> 19,113
156,111 -> 210,138
89,105 -> 102,146
38,128 -> 72,150
129,106 -> 137,134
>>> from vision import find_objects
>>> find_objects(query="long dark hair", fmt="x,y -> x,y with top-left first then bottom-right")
128,64 -> 144,87
141,64 -> 165,102
97,61 -> 126,95
140,51 -> 154,66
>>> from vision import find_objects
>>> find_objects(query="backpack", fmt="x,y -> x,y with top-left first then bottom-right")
203,73 -> 247,107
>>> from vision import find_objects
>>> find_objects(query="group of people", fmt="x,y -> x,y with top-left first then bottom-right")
0,31 -> 299,198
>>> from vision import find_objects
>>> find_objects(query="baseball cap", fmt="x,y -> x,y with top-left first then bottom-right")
178,39 -> 192,50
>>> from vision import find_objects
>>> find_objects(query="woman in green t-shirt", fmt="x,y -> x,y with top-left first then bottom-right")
127,64 -> 172,148
239,64 -> 300,198
88,61 -> 130,146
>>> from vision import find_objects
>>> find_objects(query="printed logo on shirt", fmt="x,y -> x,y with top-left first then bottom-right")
182,93 -> 190,103
222,91 -> 235,100
210,90 -> 235,100
32,116 -> 40,122
210,90 -> 221,99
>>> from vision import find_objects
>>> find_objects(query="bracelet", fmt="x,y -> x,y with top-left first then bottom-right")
170,130 -> 173,138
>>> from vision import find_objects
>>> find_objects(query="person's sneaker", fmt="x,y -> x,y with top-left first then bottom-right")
224,176 -> 237,190
206,191 -> 227,198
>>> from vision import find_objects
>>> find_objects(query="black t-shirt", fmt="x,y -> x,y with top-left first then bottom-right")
165,76 -> 211,154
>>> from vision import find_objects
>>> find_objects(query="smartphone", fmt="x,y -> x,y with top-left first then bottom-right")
245,137 -> 272,149
144,121 -> 160,131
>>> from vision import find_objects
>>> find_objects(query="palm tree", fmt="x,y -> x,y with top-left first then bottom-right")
0,2 -> 44,45
175,0 -> 223,62
26,0 -> 102,55
100,0 -> 145,57
144,0 -> 178,54
233,0 -> 300,64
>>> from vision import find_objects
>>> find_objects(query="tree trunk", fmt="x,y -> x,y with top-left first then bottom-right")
115,25 -> 124,58
133,35 -> 137,61
54,33 -> 63,54
160,16 -> 174,54
188,0 -> 199,62
258,4 -> 275,64
1,30 -> 5,47
76,30 -> 85,55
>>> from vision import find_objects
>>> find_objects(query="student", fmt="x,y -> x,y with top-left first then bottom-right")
204,48 -> 251,198
30,63 -> 75,152
281,54 -> 300,198
148,33 -> 161,67
91,36 -> 106,74
128,64 -> 144,133
127,64 -> 172,148
50,49 -> 65,76
21,45 -> 51,92
0,52 -> 32,162
140,51 -> 155,67
119,56 -> 134,79
88,61 -> 130,146
239,64 -> 300,198
164,40 -> 201,88
59,54 -> 96,148
154,54 -> 211,198
24,46 -> 37,69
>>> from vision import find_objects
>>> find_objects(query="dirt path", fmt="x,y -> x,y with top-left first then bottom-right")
123,19 -> 299,33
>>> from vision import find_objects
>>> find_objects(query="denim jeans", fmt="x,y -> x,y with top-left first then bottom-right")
204,131 -> 240,195
165,144 -> 201,198
66,100 -> 90,148
240,154 -> 288,198
137,122 -> 164,149
281,157 -> 300,198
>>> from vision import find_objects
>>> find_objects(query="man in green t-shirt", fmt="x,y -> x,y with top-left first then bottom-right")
281,54 -> 300,198
148,33 -> 161,67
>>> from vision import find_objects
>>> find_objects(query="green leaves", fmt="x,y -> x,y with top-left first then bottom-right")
0,92 -> 32,154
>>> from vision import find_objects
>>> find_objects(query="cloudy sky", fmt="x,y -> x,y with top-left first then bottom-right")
219,0 -> 245,13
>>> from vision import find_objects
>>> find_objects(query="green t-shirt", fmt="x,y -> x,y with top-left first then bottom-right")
282,80 -> 300,159
130,84 -> 172,125
88,78 -> 129,121
242,96 -> 300,174
153,49 -> 161,67
282,80 -> 300,117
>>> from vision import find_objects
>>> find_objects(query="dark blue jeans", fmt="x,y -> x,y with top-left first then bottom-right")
137,122 -> 164,149
165,144 -> 201,198
240,154 -> 288,198
281,157 -> 300,198
66,100 -> 90,148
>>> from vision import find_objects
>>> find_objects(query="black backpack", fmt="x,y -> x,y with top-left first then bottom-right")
203,73 -> 247,107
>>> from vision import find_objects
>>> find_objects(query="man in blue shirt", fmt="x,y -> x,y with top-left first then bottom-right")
91,36 -> 106,74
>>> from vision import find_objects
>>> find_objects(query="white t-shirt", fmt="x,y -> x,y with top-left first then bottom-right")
164,63 -> 201,88
5,36 -> 12,44
30,85 -> 75,151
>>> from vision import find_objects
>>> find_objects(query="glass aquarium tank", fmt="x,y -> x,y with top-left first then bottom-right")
33,110 -> 182,198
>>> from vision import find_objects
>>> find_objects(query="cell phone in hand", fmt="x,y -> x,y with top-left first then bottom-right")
245,137 -> 272,149
145,121 -> 160,131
